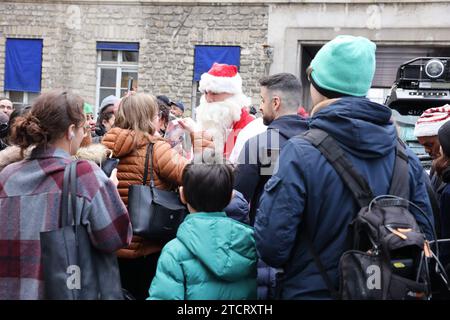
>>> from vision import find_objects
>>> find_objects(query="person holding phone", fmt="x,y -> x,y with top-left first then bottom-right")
102,92 -> 212,300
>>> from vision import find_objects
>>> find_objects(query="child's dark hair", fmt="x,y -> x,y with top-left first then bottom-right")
182,163 -> 234,212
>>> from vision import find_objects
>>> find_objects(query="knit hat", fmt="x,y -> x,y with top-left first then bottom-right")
83,102 -> 93,114
99,95 -> 120,114
198,63 -> 242,94
414,105 -> 450,137
438,120 -> 450,157
309,35 -> 376,97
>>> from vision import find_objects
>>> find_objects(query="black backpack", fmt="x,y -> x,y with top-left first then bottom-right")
301,128 -> 445,300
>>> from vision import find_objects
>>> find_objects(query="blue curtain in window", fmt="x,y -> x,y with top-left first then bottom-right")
4,38 -> 43,93
96,42 -> 139,52
194,46 -> 241,81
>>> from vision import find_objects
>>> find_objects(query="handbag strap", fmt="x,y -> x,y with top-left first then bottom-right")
61,163 -> 71,226
61,160 -> 79,231
142,142 -> 155,188
69,161 -> 79,240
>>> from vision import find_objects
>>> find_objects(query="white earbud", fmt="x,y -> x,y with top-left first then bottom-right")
69,131 -> 75,140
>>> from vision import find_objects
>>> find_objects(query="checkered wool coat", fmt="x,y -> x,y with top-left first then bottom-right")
0,146 -> 132,299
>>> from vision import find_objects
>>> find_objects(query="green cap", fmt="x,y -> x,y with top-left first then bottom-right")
310,35 -> 376,97
83,102 -> 93,114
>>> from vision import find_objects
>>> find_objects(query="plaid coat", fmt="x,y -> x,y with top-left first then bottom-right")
0,146 -> 132,299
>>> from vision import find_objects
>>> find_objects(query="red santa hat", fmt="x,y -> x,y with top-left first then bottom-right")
198,63 -> 243,95
414,104 -> 450,137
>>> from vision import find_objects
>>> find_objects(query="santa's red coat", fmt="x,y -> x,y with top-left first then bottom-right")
224,108 -> 254,159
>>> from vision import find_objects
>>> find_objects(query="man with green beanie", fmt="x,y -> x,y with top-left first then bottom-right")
255,35 -> 434,299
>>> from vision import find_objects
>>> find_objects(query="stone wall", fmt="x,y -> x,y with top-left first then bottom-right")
0,2 -> 269,112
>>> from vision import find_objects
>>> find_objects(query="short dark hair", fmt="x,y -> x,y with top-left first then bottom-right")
182,163 -> 234,212
259,73 -> 302,110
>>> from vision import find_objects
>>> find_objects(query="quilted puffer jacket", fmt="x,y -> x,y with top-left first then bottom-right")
102,127 -> 188,205
148,212 -> 257,300
102,127 -> 189,258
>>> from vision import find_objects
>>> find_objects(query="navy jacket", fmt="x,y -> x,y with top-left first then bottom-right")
255,97 -> 434,299
439,168 -> 450,265
234,114 -> 308,224
224,190 -> 250,225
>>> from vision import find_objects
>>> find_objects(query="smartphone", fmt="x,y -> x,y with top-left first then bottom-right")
102,158 -> 120,177
127,78 -> 134,92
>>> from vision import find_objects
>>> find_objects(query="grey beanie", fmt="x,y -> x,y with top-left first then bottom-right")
99,95 -> 120,114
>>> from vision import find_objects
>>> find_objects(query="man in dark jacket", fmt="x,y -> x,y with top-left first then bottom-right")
234,73 -> 308,225
255,35 -> 434,300
234,73 -> 308,300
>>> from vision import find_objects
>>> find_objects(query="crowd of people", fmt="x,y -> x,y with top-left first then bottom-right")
0,34 -> 449,300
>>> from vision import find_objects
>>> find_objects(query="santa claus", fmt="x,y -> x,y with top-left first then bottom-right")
195,63 -> 254,160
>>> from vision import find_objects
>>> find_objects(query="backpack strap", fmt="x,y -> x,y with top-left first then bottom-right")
300,128 -> 375,299
304,230 -> 341,299
299,130 -> 412,299
301,129 -> 374,207
370,140 -> 410,209
387,139 -> 409,199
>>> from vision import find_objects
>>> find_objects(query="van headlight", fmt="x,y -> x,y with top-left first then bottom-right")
425,59 -> 445,78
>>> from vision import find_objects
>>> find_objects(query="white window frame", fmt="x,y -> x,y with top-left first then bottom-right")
5,91 -> 39,107
96,50 -> 138,116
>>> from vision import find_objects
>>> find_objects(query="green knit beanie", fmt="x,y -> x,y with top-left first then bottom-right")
310,35 -> 376,97
83,102 -> 93,114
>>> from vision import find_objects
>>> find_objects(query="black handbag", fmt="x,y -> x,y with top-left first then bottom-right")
40,161 -> 123,300
128,143 -> 188,240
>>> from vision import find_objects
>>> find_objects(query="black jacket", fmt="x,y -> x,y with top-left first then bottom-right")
234,114 -> 308,225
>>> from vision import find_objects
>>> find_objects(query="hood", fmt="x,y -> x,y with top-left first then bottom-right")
177,212 -> 256,281
0,145 -> 34,172
102,127 -> 150,158
268,114 -> 309,141
310,97 -> 397,158
74,143 -> 110,165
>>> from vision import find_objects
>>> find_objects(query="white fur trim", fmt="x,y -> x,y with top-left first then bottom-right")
199,72 -> 243,94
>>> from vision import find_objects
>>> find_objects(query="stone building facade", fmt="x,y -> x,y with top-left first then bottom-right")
2,1 -> 450,113
0,1 -> 270,114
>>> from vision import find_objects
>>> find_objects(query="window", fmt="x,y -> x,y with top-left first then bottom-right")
6,91 -> 39,108
96,42 -> 139,113
192,45 -> 241,118
4,38 -> 43,107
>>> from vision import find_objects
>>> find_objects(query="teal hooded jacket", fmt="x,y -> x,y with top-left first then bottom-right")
148,212 -> 257,300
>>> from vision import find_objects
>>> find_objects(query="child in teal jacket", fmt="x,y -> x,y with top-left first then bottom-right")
148,163 -> 257,300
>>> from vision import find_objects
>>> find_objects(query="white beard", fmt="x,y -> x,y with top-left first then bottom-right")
195,93 -> 251,163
